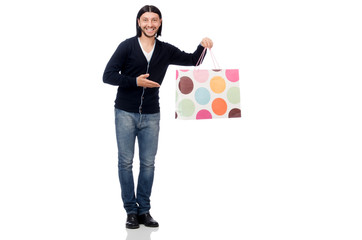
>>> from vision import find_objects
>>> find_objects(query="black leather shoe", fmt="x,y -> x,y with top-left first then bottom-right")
138,213 -> 159,227
126,214 -> 139,229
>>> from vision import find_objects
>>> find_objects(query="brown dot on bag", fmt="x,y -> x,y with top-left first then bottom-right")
179,76 -> 194,94
228,108 -> 241,118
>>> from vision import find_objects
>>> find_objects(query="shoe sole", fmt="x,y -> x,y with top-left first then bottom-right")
141,223 -> 159,228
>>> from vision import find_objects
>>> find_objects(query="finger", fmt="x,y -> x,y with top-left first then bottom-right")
145,80 -> 160,88
207,39 -> 213,48
201,38 -> 207,48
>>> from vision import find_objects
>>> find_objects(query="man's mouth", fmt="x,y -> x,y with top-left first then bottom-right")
146,28 -> 156,33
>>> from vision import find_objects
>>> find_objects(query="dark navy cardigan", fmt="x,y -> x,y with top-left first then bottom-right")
103,36 -> 205,114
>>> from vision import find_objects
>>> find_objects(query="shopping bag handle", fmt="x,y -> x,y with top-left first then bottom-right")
196,48 -> 221,70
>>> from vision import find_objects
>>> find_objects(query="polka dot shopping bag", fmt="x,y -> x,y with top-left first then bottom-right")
175,49 -> 241,120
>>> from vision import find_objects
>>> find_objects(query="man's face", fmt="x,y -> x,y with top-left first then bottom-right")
138,12 -> 162,38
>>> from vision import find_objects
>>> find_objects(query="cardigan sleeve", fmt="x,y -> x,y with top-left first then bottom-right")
103,41 -> 138,88
169,44 -> 206,66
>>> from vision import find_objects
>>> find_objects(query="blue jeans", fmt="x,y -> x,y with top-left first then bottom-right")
115,108 -> 160,215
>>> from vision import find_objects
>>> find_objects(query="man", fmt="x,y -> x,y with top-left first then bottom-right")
103,5 -> 213,229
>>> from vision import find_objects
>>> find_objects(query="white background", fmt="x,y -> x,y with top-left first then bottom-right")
1,0 -> 362,239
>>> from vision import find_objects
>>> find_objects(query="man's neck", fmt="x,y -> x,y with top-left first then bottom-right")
139,35 -> 156,53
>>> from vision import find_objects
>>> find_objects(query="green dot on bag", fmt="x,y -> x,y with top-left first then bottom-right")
227,87 -> 240,104
178,99 -> 195,117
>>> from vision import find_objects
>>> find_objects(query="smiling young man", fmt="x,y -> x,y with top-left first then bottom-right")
103,5 -> 213,229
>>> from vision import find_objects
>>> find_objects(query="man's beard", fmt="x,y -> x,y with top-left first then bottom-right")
141,28 -> 157,38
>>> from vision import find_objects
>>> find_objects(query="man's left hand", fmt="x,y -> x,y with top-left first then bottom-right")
201,37 -> 213,49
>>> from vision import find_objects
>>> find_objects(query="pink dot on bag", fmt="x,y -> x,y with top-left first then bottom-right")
193,69 -> 209,83
225,69 -> 239,82
196,109 -> 212,120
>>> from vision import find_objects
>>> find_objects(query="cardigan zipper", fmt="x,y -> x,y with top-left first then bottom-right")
138,62 -> 150,114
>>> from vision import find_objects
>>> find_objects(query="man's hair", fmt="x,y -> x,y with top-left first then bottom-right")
136,5 -> 162,38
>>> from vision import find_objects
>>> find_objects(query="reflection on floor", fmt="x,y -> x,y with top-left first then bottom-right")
126,225 -> 159,240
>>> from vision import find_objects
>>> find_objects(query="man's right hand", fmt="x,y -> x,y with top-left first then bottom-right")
136,74 -> 160,88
